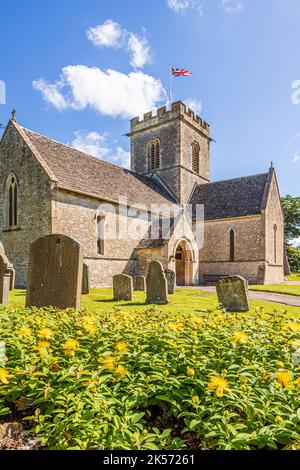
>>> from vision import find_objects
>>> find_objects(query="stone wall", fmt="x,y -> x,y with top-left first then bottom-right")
198,215 -> 265,284
130,101 -> 211,205
51,189 -> 152,287
0,123 -> 52,287
263,172 -> 285,284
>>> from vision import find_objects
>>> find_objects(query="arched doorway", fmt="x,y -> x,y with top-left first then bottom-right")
175,241 -> 193,286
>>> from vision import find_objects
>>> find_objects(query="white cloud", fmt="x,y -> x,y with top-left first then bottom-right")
87,20 -> 151,69
184,98 -> 202,115
33,66 -> 165,119
167,0 -> 192,13
292,152 -> 300,163
32,79 -> 69,110
71,130 -> 110,159
127,33 -> 151,69
71,130 -> 130,168
291,237 -> 300,247
86,20 -> 123,48
221,0 -> 243,14
167,0 -> 203,15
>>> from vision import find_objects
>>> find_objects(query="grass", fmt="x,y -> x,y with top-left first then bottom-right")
287,272 -> 300,281
250,284 -> 300,297
8,287 -> 300,317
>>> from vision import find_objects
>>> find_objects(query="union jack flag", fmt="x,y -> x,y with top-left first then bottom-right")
171,67 -> 193,77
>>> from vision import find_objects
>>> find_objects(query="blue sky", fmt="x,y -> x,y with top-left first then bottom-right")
0,0 -> 300,196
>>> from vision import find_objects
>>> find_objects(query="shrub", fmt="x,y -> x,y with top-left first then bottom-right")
1,306 -> 300,450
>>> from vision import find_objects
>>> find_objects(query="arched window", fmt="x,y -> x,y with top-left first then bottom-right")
192,142 -> 200,174
273,224 -> 277,264
229,229 -> 235,262
6,174 -> 18,228
148,140 -> 160,170
96,214 -> 105,255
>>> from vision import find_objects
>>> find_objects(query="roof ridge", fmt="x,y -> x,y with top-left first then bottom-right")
203,172 -> 269,186
21,125 -> 133,174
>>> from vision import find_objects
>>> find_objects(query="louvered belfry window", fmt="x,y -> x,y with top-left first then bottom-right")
149,140 -> 160,170
192,142 -> 200,174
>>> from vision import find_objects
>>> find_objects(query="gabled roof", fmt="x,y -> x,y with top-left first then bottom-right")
15,123 -> 176,208
190,171 -> 271,220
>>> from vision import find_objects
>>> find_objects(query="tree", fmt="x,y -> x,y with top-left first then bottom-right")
281,195 -> 300,273
281,195 -> 300,242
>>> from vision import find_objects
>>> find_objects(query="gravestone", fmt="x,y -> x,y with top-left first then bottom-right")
133,276 -> 146,291
26,234 -> 83,310
82,263 -> 90,295
216,275 -> 250,312
165,269 -> 176,294
113,274 -> 133,301
146,261 -> 168,305
0,254 -> 13,306
8,267 -> 15,291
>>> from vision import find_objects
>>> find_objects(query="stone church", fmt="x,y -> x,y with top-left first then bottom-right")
0,101 -> 284,288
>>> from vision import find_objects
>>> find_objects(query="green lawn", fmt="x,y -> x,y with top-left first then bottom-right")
287,272 -> 300,281
8,287 -> 300,317
250,284 -> 300,297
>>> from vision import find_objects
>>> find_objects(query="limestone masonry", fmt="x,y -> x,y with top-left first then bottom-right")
0,101 -> 285,287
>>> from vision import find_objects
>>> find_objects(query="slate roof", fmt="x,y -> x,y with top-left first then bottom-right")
190,172 -> 271,220
19,125 -> 176,208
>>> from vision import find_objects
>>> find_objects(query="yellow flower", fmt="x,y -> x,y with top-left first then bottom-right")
187,368 -> 195,378
240,375 -> 248,384
98,355 -> 116,371
76,330 -> 83,336
0,368 -> 9,384
38,328 -> 54,339
63,339 -> 79,356
275,370 -> 293,388
207,376 -> 230,398
115,365 -> 127,378
35,341 -> 51,357
287,322 -> 300,332
295,377 -> 300,388
192,395 -> 200,405
243,357 -> 250,365
115,342 -> 129,353
276,361 -> 285,369
17,327 -> 32,337
82,315 -> 97,334
275,416 -> 283,426
84,324 -> 96,334
231,331 -> 248,344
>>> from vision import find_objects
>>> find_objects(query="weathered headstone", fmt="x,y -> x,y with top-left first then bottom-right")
113,274 -> 133,301
146,261 -> 168,304
82,263 -> 90,295
165,269 -> 176,294
0,254 -> 13,306
26,234 -> 83,310
8,267 -> 15,291
133,276 -> 146,291
216,275 -> 250,312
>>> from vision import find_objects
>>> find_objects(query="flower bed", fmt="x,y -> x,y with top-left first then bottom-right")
1,306 -> 300,450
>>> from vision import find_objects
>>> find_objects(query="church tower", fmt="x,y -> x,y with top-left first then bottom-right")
128,101 -> 211,205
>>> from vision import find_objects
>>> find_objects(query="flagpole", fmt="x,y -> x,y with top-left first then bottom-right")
169,64 -> 173,105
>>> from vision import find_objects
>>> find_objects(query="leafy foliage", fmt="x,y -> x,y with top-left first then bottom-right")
287,245 -> 300,273
1,305 -> 300,450
281,195 -> 300,242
